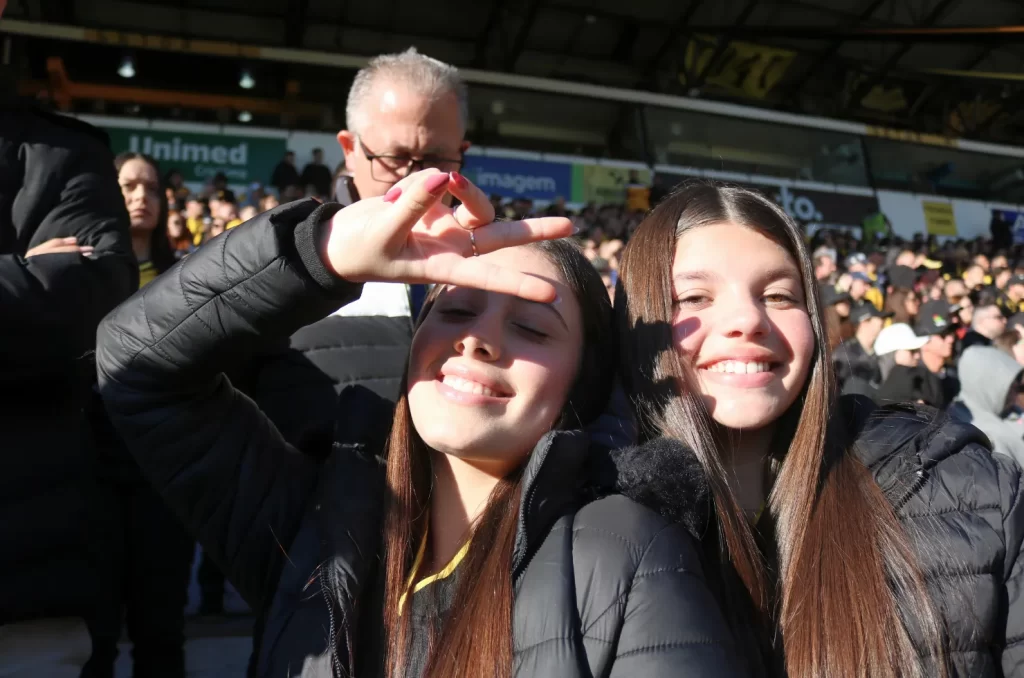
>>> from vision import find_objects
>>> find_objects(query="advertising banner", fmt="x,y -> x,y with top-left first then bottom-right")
572,165 -> 653,205
921,200 -> 958,236
104,127 -> 287,186
657,173 -> 879,229
683,36 -> 796,100
463,156 -> 573,201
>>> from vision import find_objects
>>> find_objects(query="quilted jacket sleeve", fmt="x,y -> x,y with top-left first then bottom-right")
608,521 -> 745,677
96,199 -> 360,608
998,453 -> 1024,676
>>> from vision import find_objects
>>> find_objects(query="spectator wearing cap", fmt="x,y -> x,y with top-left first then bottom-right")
914,300 -> 961,406
813,246 -> 837,283
950,346 -> 1024,468
886,265 -> 918,293
963,289 -> 1007,351
848,270 -> 884,312
832,304 -> 892,398
874,323 -> 940,407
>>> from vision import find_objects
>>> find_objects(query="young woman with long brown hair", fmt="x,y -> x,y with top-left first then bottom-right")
609,181 -> 1024,678
96,170 -> 743,678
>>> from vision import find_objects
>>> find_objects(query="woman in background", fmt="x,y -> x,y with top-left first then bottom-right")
115,153 -> 175,287
885,287 -> 921,326
166,210 -> 193,258
84,154 -> 195,678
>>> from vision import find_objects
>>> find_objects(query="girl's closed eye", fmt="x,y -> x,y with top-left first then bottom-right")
437,306 -> 476,319
514,322 -> 549,340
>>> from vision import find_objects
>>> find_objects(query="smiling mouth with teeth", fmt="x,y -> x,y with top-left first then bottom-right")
441,374 -> 510,398
702,360 -> 774,374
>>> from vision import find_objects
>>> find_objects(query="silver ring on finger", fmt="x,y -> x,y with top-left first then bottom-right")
469,230 -> 479,257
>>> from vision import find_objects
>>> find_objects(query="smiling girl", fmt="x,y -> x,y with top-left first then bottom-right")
611,181 -> 1024,678
96,171 -> 742,678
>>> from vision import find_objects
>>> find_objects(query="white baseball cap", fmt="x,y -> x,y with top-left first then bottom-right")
873,323 -> 929,356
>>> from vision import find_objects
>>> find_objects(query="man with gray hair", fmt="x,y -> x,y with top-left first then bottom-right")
240,46 -> 469,447
336,47 -> 468,202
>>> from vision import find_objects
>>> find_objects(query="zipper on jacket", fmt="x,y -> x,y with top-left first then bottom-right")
319,567 -> 341,677
319,566 -> 356,677
511,469 -> 542,587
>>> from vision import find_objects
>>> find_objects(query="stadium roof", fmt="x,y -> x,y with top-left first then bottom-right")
6,0 -> 1024,145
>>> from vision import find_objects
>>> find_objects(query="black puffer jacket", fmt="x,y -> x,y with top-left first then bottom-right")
230,188 -> 412,456
603,397 -> 1024,677
96,200 -> 745,678
0,102 -> 136,624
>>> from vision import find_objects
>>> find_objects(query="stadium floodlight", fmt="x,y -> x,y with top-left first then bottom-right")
118,56 -> 135,79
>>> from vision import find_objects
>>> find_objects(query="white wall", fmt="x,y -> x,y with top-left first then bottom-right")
877,189 -> 1024,241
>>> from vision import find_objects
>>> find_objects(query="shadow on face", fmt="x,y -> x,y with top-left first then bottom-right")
404,246 -> 584,476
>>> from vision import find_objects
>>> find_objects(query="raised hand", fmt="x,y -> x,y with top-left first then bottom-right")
323,169 -> 573,302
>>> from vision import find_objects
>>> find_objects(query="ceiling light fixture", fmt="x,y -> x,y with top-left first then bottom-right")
239,69 -> 255,89
118,56 -> 135,79
238,110 -> 253,123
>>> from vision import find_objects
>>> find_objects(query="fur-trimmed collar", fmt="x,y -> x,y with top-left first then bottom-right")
589,436 -> 712,539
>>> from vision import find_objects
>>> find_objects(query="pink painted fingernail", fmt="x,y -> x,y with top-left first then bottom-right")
383,186 -> 402,203
424,173 -> 450,194
450,171 -> 468,189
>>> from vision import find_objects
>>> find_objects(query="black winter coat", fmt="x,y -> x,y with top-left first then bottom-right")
229,188 -> 412,457
604,398 -> 1024,677
96,199 -> 745,678
0,102 -> 136,624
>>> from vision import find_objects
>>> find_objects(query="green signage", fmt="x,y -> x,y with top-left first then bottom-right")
104,127 -> 287,185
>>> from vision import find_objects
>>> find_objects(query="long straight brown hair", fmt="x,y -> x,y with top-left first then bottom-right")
381,239 -> 615,678
616,181 -> 946,678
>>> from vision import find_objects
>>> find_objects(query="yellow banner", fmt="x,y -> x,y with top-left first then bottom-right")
683,36 -> 796,100
865,125 -> 958,148
922,201 -> 958,236
578,166 -> 652,206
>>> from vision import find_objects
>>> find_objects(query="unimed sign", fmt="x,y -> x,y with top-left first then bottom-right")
105,127 -> 286,185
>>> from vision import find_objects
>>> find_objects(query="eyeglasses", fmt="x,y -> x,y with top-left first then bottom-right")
358,136 -> 463,183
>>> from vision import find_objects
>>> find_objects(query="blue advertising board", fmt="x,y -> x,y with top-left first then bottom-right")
462,156 -> 573,201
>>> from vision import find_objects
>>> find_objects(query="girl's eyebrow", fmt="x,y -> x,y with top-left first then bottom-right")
674,267 -> 798,286
673,271 -> 713,284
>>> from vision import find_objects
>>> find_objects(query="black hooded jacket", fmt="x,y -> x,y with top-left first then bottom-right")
95,200 -> 745,677
599,398 -> 1024,678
